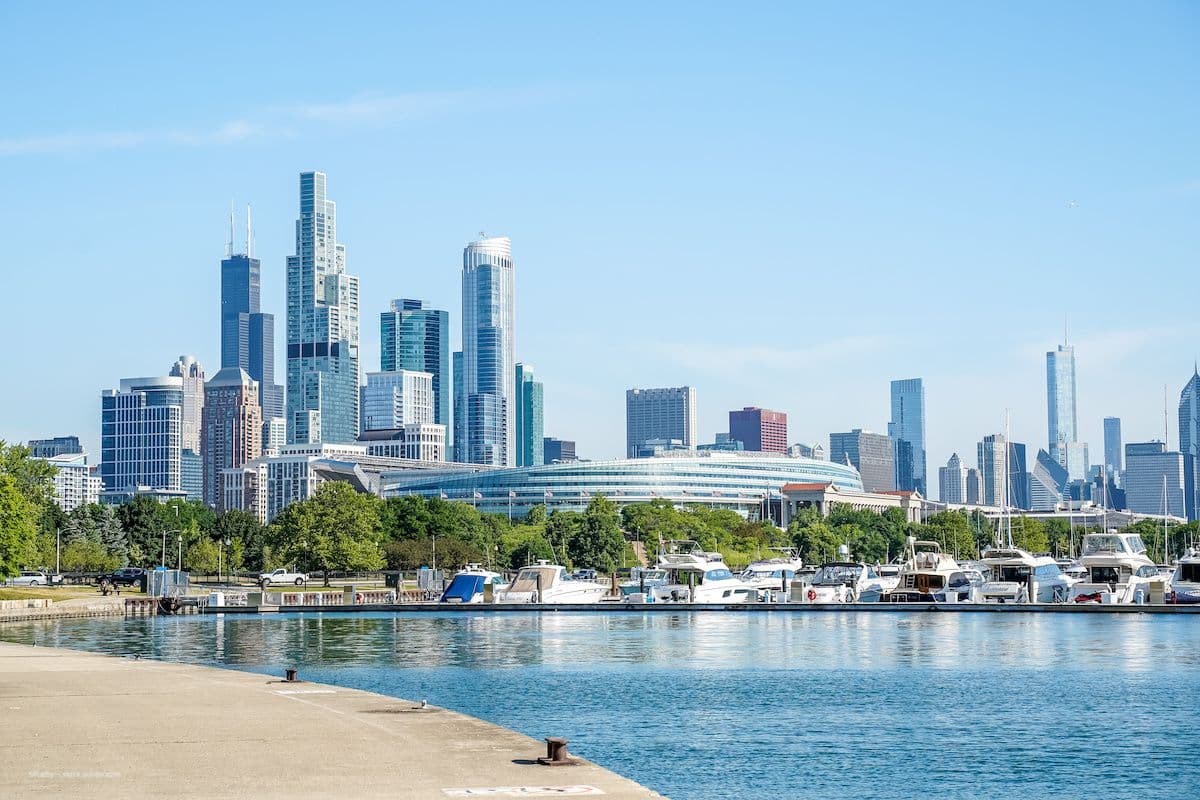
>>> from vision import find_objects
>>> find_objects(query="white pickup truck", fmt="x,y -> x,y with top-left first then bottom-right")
258,568 -> 308,586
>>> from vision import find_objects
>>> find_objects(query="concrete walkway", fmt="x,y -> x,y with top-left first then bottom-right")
0,642 -> 661,799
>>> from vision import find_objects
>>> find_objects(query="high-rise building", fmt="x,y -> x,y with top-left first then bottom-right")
100,376 -> 184,493
460,235 -> 516,466
360,370 -> 434,432
977,434 -> 1007,507
452,350 -> 465,463
965,468 -> 984,505
543,437 -> 577,463
37,452 -> 102,512
788,443 -> 826,460
938,453 -> 968,504
1102,417 -> 1123,482
28,436 -> 82,459
1124,441 -> 1185,517
202,367 -> 262,510
1046,342 -> 1079,475
220,216 -> 283,421
169,355 -> 205,455
380,299 -> 450,442
829,429 -> 894,492
1028,448 -> 1067,511
515,363 -> 544,467
888,378 -> 926,494
626,387 -> 697,457
729,407 -> 788,454
285,171 -> 360,445
1180,368 -> 1200,521
1064,441 -> 1090,484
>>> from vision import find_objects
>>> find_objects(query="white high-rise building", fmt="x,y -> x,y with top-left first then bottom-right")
460,235 -> 515,466
169,355 -> 205,454
42,452 -> 103,512
938,453 -> 968,504
626,387 -> 698,457
360,370 -> 435,431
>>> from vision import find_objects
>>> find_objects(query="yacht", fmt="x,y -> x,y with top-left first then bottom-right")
874,563 -> 901,593
651,540 -> 755,603
1169,548 -> 1200,605
740,549 -> 805,598
618,566 -> 671,598
495,561 -> 608,604
798,559 -> 887,603
881,538 -> 964,602
1069,532 -> 1161,604
979,547 -> 1074,603
439,564 -> 506,603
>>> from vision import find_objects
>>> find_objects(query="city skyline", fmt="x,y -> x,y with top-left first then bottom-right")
2,4 -> 1197,485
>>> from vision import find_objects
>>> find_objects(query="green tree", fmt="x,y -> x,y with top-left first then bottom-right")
379,495 -> 431,542
185,536 -> 220,574
567,495 -> 625,571
266,482 -> 384,584
61,539 -> 120,573
506,532 -> 555,568
214,509 -> 267,572
1008,516 -> 1049,554
117,495 -> 168,566
788,508 -> 842,564
0,475 -> 40,577
0,441 -> 58,510
524,504 -> 547,525
918,512 -> 979,560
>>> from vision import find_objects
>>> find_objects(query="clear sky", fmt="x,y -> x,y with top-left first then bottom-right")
1,1 -> 1197,492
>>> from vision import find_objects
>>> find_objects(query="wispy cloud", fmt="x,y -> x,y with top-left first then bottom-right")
648,335 -> 892,374
0,87 -> 555,156
1015,323 -> 1199,367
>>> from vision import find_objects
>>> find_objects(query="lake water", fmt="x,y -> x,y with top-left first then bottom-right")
3,610 -> 1197,799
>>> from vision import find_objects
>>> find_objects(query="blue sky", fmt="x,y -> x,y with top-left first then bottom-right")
1,1 -> 1197,487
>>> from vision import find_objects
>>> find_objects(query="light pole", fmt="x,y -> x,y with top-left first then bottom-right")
55,528 -> 61,575
177,534 -> 182,571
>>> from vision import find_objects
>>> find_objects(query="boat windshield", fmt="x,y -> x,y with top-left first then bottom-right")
995,565 -> 1031,582
1180,563 -> 1200,583
1083,535 -> 1126,555
1089,566 -> 1124,585
701,568 -> 733,583
813,565 -> 861,586
507,567 -> 558,593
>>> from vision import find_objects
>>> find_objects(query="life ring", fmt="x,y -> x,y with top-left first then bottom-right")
806,588 -> 818,602
355,592 -> 364,604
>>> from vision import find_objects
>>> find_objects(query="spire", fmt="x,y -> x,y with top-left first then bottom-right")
246,203 -> 253,258
228,201 -> 235,258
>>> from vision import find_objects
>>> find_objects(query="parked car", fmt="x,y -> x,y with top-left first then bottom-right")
258,568 -> 308,586
109,567 -> 146,587
10,570 -> 51,587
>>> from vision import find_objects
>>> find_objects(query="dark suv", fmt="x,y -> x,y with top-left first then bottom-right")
109,568 -> 145,587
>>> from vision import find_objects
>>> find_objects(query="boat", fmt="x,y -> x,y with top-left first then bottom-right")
651,540 -> 755,603
1068,531 -> 1162,604
618,566 -> 671,598
1169,548 -> 1200,605
978,547 -> 1074,603
874,563 -> 901,593
796,557 -> 887,603
495,561 -> 608,604
439,564 -> 506,603
881,538 -> 964,603
739,548 -> 805,599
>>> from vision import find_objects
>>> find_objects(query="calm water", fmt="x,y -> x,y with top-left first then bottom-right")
3,611 -> 1197,799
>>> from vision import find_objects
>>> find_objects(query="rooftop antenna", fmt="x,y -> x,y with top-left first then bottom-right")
228,201 -> 235,258
1064,314 -> 1069,346
1164,384 -> 1170,449
246,203 -> 253,258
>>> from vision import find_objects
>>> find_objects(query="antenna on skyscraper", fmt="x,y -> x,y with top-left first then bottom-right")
228,201 -> 236,258
246,203 -> 253,258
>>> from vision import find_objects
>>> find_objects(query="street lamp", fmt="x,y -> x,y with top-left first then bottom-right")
177,534 -> 182,571
161,529 -> 181,568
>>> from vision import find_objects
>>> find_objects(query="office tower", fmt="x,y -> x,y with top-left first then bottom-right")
100,376 -> 184,492
1046,342 -> 1078,472
1102,417 -> 1123,481
729,407 -> 788,454
977,434 -> 1007,507
452,351 -> 464,463
201,367 -> 262,510
28,436 -> 82,458
626,387 -> 698,457
1007,441 -> 1029,510
262,417 -> 287,456
829,429 -> 895,492
699,432 -> 744,452
169,356 -> 205,454
938,453 -> 968,504
543,437 -> 577,463
965,468 -> 984,505
381,299 -> 450,442
1124,441 -> 1185,517
515,363 -> 544,467
1028,448 -> 1068,511
220,211 -> 284,420
888,378 -> 927,494
1180,368 -> 1200,521
360,370 -> 434,431
460,235 -> 516,466
788,443 -> 826,460
285,171 -> 360,445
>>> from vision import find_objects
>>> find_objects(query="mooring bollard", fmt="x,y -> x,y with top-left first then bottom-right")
537,736 -> 574,766
284,668 -> 298,682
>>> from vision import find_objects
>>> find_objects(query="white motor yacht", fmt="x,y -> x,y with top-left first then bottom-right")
439,564 -> 506,603
496,561 -> 608,604
652,540 -> 755,603
882,538 -> 964,602
874,563 -> 901,593
740,548 -> 805,598
1069,532 -> 1161,604
979,547 -> 1074,603
1170,548 -> 1200,605
798,560 -> 887,603
618,566 -> 671,598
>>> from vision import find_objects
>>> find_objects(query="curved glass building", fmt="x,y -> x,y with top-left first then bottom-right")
382,452 -> 863,519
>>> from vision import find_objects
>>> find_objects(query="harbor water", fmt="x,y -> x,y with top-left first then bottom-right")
3,611 -> 1197,799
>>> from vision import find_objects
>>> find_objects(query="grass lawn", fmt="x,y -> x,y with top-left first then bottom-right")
0,586 -> 128,601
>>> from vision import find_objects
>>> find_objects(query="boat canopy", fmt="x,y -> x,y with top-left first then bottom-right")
441,574 -> 487,602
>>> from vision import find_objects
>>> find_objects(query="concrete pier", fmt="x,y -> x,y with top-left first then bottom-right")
0,642 -> 660,799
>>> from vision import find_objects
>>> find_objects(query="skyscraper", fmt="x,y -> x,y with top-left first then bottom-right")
360,370 -> 434,431
460,235 -> 515,466
1102,417 -> 1123,481
28,436 -> 82,458
1124,441 -> 1185,517
888,378 -> 926,494
829,429 -> 894,492
938,453 -> 968,504
515,363 -> 544,467
286,172 -> 360,445
1179,368 -> 1200,520
220,214 -> 284,421
202,367 -> 262,510
100,375 -> 184,493
1029,448 -> 1068,512
380,299 -> 450,441
729,407 -> 788,454
626,387 -> 697,457
169,355 -> 205,455
977,434 -> 1007,507
1046,342 -> 1079,474
452,350 -> 464,463
543,437 -> 577,463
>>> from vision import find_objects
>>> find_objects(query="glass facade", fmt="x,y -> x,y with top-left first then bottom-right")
888,378 -> 926,494
626,387 -> 697,457
1046,344 -> 1078,473
515,363 -> 544,467
1103,417 -> 1123,479
829,429 -> 893,493
380,299 -> 450,438
1179,371 -> 1200,520
100,376 -> 184,493
1124,441 -> 1185,517
221,250 -> 281,421
461,237 -> 515,466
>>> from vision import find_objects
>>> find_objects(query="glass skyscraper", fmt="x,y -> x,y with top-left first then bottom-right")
1102,416 -> 1123,480
220,219 -> 283,421
1180,368 -> 1200,521
285,172 -> 360,445
460,236 -> 515,466
100,376 -> 184,493
888,378 -> 926,494
380,299 -> 449,441
1046,343 -> 1079,475
515,363 -> 544,467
